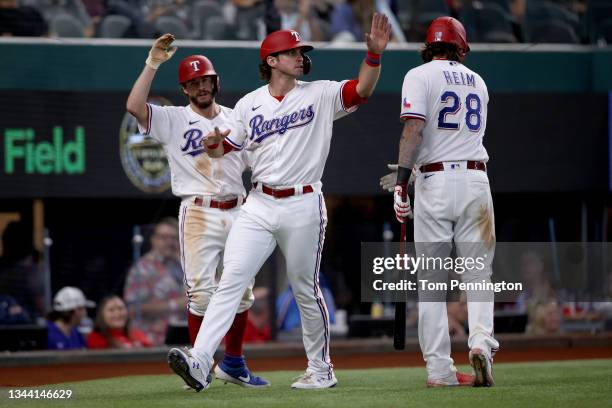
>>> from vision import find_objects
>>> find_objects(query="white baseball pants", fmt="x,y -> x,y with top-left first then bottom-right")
192,188 -> 334,379
179,200 -> 254,318
413,162 -> 499,380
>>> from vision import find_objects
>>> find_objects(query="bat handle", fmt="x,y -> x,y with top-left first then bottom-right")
394,221 -> 407,350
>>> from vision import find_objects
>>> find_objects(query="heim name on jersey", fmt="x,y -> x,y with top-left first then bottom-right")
400,60 -> 489,165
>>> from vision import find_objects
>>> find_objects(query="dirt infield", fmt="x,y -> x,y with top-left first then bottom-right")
2,346 -> 611,387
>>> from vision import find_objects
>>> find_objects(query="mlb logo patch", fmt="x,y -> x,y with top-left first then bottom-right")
434,31 -> 442,42
403,98 -> 411,108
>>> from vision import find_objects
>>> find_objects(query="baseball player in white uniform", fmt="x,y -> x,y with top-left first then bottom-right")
393,17 -> 499,387
167,14 -> 391,390
126,34 -> 269,388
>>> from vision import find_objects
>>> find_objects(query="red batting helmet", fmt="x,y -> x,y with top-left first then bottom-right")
426,17 -> 470,55
178,55 -> 218,84
260,30 -> 314,62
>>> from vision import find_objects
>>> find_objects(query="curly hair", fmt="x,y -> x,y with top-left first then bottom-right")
259,61 -> 272,82
420,42 -> 462,63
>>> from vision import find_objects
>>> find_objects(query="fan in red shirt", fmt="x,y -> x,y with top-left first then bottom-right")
87,295 -> 152,349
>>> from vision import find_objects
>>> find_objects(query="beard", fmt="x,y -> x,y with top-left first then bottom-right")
190,93 -> 214,109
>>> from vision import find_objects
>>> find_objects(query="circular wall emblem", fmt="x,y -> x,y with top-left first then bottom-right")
119,96 -> 172,193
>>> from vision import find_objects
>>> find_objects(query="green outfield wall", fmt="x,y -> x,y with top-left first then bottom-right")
0,40 -> 609,197
0,40 -> 611,93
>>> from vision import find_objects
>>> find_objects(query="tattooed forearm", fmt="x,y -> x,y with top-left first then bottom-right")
398,119 -> 425,170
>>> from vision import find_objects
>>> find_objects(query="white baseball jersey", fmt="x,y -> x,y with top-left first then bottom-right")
400,59 -> 489,164
190,79 -> 358,381
402,59 -> 499,381
224,80 -> 355,186
139,103 -> 246,199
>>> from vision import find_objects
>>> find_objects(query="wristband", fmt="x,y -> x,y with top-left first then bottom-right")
206,143 -> 219,150
145,53 -> 160,70
365,51 -> 381,67
396,166 -> 411,187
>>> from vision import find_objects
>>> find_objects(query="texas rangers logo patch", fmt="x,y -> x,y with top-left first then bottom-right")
403,98 -> 411,108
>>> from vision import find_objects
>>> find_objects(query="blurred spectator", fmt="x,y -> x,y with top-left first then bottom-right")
23,0 -> 95,37
0,293 -> 30,324
46,286 -> 95,350
276,274 -> 336,331
276,0 -> 327,41
510,0 -> 526,42
312,0 -> 334,23
232,0 -> 264,40
330,0 -> 374,42
145,0 -> 189,24
526,301 -> 562,335
87,295 -> 152,349
0,221 -> 45,318
0,0 -> 48,36
82,0 -> 104,19
124,217 -> 186,346
515,251 -> 557,314
243,287 -> 271,343
264,0 -> 281,33
104,0 -> 155,38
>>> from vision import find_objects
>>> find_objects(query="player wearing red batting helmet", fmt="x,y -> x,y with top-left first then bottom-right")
127,34 -> 270,391
178,55 -> 220,109
392,15 -> 499,388
423,16 -> 470,62
168,13 -> 392,392
259,29 -> 314,80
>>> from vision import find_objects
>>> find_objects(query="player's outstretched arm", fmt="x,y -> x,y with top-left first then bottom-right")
202,127 -> 231,158
126,33 -> 177,127
356,13 -> 391,98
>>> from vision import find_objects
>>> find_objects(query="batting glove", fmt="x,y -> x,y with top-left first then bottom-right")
146,33 -> 177,70
393,184 -> 413,223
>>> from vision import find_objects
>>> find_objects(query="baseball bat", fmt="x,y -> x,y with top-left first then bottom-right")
393,220 -> 407,350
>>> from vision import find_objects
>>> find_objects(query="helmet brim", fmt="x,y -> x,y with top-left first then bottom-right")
263,44 -> 314,61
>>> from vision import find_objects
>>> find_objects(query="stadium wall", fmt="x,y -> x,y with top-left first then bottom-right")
0,40 -> 609,196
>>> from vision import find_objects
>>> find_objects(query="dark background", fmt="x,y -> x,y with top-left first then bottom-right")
0,91 -> 608,197
1,90 -> 608,313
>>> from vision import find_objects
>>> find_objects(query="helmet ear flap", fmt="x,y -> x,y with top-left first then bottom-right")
303,54 -> 312,75
214,76 -> 220,95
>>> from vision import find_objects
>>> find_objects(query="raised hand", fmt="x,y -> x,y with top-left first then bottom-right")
365,13 -> 391,54
146,33 -> 177,69
380,164 -> 399,193
380,164 -> 417,192
204,127 -> 231,147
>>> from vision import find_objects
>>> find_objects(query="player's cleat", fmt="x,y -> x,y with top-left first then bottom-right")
291,371 -> 338,389
470,348 -> 495,387
214,355 -> 270,388
426,371 -> 475,387
167,347 -> 212,392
